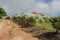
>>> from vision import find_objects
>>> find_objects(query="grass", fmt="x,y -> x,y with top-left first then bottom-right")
0,19 -> 3,22
0,19 -> 2,21
36,22 -> 55,30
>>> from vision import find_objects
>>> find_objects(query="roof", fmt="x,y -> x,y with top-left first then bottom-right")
31,11 -> 45,16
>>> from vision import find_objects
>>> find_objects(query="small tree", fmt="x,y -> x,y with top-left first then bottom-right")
38,19 -> 43,24
49,17 -> 60,33
54,22 -> 60,33
26,16 -> 36,26
0,7 -> 7,19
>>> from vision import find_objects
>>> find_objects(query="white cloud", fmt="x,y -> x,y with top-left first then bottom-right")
49,0 -> 60,16
34,2 -> 50,14
0,0 -> 35,15
33,0 -> 60,16
51,0 -> 60,13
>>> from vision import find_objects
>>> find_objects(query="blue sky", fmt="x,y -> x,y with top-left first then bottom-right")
0,0 -> 60,16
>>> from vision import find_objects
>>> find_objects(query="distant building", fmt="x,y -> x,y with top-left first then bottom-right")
31,11 -> 45,17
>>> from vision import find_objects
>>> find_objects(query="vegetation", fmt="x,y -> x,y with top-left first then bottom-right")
49,17 -> 60,33
36,22 -> 54,30
11,14 -> 60,33
12,14 -> 36,27
5,16 -> 10,19
0,7 -> 7,19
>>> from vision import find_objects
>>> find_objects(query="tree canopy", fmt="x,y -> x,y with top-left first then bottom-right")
0,7 -> 7,19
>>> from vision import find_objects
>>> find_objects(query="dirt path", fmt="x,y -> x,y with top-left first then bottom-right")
0,20 -> 38,40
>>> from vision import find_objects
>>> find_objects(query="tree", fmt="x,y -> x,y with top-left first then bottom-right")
49,17 -> 60,33
43,17 -> 50,23
0,7 -> 7,19
14,14 -> 36,27
54,21 -> 60,33
38,19 -> 43,24
26,16 -> 36,26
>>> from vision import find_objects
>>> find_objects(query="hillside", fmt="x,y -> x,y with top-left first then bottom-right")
0,20 -> 60,40
0,20 -> 38,40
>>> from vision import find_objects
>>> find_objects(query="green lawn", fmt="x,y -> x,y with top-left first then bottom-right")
36,22 -> 55,30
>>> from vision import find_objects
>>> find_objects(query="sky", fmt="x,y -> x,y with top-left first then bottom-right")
0,0 -> 60,17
